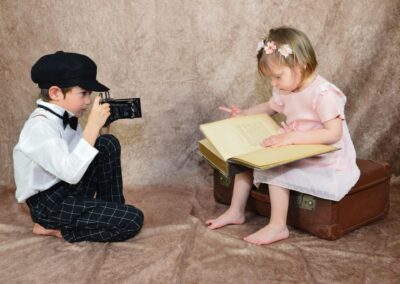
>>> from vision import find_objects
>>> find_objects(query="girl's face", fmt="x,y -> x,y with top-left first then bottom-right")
263,58 -> 303,92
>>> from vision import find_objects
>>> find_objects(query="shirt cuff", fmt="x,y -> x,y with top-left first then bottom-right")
73,138 -> 99,161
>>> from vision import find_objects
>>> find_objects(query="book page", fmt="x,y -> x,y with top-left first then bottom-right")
200,114 -> 279,160
199,138 -> 251,177
198,139 -> 228,176
230,144 -> 337,169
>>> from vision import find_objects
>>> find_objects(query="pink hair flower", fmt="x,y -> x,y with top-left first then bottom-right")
257,40 -> 265,52
278,44 -> 293,58
264,41 -> 277,54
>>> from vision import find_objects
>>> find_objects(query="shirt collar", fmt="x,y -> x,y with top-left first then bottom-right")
36,99 -> 75,117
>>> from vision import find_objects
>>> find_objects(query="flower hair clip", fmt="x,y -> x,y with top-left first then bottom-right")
265,41 -> 277,54
257,40 -> 293,58
278,44 -> 293,58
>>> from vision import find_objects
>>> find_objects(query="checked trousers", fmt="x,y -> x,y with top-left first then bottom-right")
26,134 -> 144,242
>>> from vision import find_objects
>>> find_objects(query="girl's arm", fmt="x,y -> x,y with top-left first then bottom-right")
261,118 -> 343,147
243,102 -> 276,116
219,102 -> 276,117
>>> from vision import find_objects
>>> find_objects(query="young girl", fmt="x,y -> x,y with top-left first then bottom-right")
206,27 -> 360,245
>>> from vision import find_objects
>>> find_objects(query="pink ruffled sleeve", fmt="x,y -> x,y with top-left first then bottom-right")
315,84 -> 346,123
267,89 -> 284,113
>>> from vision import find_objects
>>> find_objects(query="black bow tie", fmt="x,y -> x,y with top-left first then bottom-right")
37,105 -> 78,130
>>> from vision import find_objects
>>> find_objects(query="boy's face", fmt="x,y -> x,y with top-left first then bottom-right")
51,86 -> 92,117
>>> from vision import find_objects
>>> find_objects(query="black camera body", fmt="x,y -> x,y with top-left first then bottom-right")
100,92 -> 142,126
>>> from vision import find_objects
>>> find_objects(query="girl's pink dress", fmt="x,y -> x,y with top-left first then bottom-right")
253,75 -> 360,201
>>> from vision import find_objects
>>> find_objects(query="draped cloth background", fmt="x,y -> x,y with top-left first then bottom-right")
0,1 -> 399,283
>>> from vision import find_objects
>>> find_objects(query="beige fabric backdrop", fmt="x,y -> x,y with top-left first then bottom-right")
1,2 -> 400,283
0,0 -> 399,188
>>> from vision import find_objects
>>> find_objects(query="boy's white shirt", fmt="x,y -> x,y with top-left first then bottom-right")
13,99 -> 98,203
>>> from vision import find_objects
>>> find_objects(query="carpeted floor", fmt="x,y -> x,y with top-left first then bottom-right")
0,174 -> 399,283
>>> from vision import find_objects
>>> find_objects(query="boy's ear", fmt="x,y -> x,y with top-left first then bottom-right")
48,86 -> 63,101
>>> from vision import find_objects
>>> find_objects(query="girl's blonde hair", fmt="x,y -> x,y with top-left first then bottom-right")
257,27 -> 317,79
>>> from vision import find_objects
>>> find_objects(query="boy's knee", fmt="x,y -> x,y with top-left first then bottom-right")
124,206 -> 144,238
95,134 -> 121,155
130,207 -> 144,230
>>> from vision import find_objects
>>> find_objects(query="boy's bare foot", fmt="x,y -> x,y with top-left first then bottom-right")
32,223 -> 62,239
243,224 -> 289,245
205,209 -> 245,230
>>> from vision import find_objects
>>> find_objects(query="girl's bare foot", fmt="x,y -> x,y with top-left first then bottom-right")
206,209 -> 245,230
243,224 -> 289,245
32,223 -> 62,239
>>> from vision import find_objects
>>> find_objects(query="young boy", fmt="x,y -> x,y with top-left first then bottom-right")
13,51 -> 144,242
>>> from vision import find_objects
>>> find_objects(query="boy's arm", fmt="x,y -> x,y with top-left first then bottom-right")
83,96 -> 110,145
19,119 -> 98,184
19,96 -> 111,184
100,125 -> 110,135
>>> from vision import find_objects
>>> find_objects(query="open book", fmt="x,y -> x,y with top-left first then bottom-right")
199,114 -> 338,177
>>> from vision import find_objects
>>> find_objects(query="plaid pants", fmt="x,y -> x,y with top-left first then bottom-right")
26,134 -> 144,243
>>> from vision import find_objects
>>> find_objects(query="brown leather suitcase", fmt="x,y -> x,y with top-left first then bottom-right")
213,159 -> 391,240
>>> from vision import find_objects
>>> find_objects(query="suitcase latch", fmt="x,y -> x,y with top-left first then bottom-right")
219,175 -> 231,187
297,194 -> 316,210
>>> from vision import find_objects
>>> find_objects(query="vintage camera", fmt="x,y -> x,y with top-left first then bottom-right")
100,92 -> 142,126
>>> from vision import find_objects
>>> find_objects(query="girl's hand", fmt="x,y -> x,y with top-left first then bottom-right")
218,105 -> 244,117
277,121 -> 296,134
261,132 -> 295,148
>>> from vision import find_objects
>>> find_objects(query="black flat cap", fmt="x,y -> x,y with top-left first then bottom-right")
31,51 -> 109,92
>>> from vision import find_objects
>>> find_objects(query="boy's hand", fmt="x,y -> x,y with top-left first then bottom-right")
87,96 -> 111,131
218,105 -> 244,117
83,96 -> 111,146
